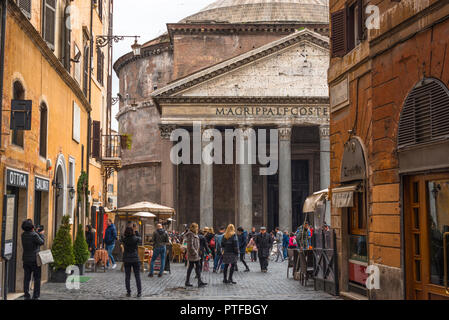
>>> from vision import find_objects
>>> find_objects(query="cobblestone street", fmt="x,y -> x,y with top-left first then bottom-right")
35,257 -> 340,300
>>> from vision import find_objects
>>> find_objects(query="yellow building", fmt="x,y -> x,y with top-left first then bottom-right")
0,0 -> 112,298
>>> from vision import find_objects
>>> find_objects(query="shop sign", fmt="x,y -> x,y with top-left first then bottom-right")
35,177 -> 50,192
6,169 -> 28,189
341,138 -> 366,183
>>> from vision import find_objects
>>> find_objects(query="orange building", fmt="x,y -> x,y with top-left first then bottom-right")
328,0 -> 449,300
0,0 -> 112,298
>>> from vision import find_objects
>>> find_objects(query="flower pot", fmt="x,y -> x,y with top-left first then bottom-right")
50,268 -> 68,283
77,264 -> 85,276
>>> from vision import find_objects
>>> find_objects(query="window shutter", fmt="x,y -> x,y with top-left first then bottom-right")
92,120 -> 101,159
398,78 -> 449,149
43,0 -> 56,48
96,48 -> 104,85
63,5 -> 71,72
331,9 -> 346,57
17,0 -> 32,19
83,45 -> 89,96
357,0 -> 364,41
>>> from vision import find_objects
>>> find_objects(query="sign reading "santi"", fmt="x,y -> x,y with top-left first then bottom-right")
216,106 -> 329,117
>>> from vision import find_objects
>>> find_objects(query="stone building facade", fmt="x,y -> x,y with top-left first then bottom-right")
114,0 -> 331,233
328,0 -> 449,300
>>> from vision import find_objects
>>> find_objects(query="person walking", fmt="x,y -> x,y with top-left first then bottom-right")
288,233 -> 298,249
21,219 -> 45,300
85,225 -> 96,258
221,224 -> 239,284
255,227 -> 273,273
237,227 -> 250,272
104,219 -> 118,269
282,230 -> 290,260
205,227 -> 216,262
247,235 -> 258,262
248,227 -> 257,242
121,226 -> 142,297
185,223 -> 207,287
198,228 -> 211,272
213,226 -> 225,273
149,224 -> 169,278
274,227 -> 284,262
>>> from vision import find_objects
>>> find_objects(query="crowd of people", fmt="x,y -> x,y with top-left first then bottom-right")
19,215 -> 327,299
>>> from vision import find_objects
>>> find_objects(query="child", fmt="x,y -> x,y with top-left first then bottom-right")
246,237 -> 258,262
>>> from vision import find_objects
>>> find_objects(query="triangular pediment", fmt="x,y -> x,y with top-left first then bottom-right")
152,29 -> 329,100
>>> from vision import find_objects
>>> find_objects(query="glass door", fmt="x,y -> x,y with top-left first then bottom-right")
405,173 -> 449,300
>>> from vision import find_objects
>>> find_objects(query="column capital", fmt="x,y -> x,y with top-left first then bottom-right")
319,125 -> 330,139
278,126 -> 292,141
159,124 -> 177,140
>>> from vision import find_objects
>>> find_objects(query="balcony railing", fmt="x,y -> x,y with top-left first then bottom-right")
102,134 -> 121,159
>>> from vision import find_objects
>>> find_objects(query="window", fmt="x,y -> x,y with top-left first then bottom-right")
62,3 -> 71,72
42,0 -> 56,49
96,47 -> 104,86
91,120 -> 101,159
74,44 -> 81,83
331,0 -> 364,57
17,0 -> 32,19
11,81 -> 25,148
72,101 -> 80,143
83,45 -> 89,96
98,0 -> 103,20
39,103 -> 48,158
348,192 -> 367,262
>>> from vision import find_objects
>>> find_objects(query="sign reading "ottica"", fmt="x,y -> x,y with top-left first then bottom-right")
6,169 -> 28,189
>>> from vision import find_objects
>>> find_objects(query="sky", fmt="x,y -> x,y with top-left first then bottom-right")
111,0 -> 213,130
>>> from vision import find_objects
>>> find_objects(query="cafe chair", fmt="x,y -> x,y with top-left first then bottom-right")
138,246 -> 149,272
298,250 -> 314,286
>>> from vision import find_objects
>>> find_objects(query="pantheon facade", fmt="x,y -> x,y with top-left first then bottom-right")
114,0 -> 330,232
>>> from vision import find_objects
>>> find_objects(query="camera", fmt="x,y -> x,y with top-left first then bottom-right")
35,225 -> 44,233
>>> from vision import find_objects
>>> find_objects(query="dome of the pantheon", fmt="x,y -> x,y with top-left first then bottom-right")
181,0 -> 329,24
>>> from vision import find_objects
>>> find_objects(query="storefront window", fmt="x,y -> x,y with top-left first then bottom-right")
427,180 -> 449,286
349,192 -> 368,262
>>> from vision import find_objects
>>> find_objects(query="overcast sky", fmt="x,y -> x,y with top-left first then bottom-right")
111,0 -> 213,130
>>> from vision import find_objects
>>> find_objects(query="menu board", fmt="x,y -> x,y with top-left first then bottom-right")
2,195 -> 15,260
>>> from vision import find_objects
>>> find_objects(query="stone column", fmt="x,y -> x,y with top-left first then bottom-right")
320,125 -> 331,226
239,126 -> 253,231
278,126 -> 292,232
200,126 -> 214,229
160,124 -> 177,228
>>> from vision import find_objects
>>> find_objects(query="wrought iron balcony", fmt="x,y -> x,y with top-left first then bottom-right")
101,134 -> 122,170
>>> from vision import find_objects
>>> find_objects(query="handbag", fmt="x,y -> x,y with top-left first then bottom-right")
37,249 -> 54,267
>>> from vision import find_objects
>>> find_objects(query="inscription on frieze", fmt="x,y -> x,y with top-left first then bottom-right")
215,106 -> 329,118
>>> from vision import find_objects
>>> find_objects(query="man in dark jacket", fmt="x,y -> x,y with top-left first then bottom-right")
149,224 -> 169,277
237,227 -> 250,272
255,226 -> 273,273
213,226 -> 225,273
85,225 -> 96,258
21,219 -> 45,300
104,219 -> 117,269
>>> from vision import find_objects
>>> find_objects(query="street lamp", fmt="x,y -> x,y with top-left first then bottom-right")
69,187 -> 76,200
131,37 -> 142,57
96,35 -> 141,56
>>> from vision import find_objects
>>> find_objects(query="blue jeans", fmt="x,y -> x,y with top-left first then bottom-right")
214,253 -> 224,271
283,246 -> 288,259
106,243 -> 115,266
150,246 -> 166,275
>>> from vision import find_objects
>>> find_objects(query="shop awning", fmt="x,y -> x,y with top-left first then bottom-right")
303,189 -> 328,213
113,201 -> 176,219
331,184 -> 361,208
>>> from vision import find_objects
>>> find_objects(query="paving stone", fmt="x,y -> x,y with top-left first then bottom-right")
36,256 -> 340,300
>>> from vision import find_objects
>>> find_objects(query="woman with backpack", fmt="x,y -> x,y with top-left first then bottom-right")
221,224 -> 239,284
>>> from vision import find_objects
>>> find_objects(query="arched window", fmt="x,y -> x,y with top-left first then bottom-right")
398,78 -> 449,149
39,103 -> 48,158
12,81 -> 25,147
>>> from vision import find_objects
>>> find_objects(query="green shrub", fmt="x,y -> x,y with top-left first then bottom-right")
51,215 -> 75,271
74,224 -> 90,265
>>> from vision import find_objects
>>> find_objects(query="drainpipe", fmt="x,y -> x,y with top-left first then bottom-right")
0,0 -> 7,149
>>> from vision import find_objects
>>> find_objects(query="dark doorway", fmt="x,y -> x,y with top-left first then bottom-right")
6,187 -> 19,293
292,160 -> 309,230
266,160 -> 309,232
53,166 -> 64,236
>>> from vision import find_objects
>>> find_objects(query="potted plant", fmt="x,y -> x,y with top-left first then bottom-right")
120,133 -> 132,150
74,224 -> 90,275
50,215 -> 75,283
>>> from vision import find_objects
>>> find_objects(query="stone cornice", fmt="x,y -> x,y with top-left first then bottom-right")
152,29 -> 329,102
113,41 -> 172,77
8,0 -> 91,113
167,22 -> 329,38
154,96 -> 330,105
